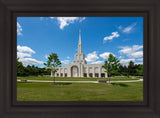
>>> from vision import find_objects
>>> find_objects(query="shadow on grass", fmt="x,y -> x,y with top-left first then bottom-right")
17,81 -> 32,83
52,83 -> 72,85
112,83 -> 129,87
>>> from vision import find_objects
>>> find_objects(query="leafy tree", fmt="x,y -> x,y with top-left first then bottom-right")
44,53 -> 61,84
128,61 -> 137,76
17,58 -> 26,76
102,54 -> 120,83
118,65 -> 129,77
135,64 -> 143,76
17,58 -> 51,76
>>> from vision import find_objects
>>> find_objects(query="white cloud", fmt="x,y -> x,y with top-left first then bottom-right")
119,45 -> 143,58
17,22 -> 22,36
40,17 -> 44,20
135,62 -> 143,65
79,17 -> 86,22
130,51 -> 143,58
49,17 -> 85,29
17,45 -> 35,54
61,60 -> 70,65
17,52 -> 32,58
119,45 -> 143,65
91,61 -> 103,64
120,22 -> 137,33
19,58 -> 43,66
17,45 -> 43,66
136,58 -> 143,61
120,58 -> 135,66
50,17 -> 55,19
118,25 -> 122,30
118,56 -> 124,59
67,56 -> 70,59
85,51 -> 99,62
45,55 -> 49,59
99,52 -> 115,59
103,32 -> 119,42
41,17 -> 85,29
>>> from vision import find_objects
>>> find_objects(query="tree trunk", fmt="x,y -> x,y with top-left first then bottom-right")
51,71 -> 53,77
53,73 -> 55,84
108,73 -> 111,84
109,77 -> 110,84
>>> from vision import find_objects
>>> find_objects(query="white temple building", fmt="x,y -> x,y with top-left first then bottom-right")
53,30 -> 108,78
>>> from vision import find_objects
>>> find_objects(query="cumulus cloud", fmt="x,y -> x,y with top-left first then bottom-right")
17,52 -> 32,58
103,32 -> 119,42
17,22 -> 22,36
99,52 -> 115,59
85,51 -> 99,62
119,45 -> 143,58
45,55 -> 49,59
130,51 -> 143,58
17,45 -> 35,54
48,17 -> 85,29
40,17 -> 44,20
118,56 -> 124,59
135,62 -> 143,65
119,45 -> 143,65
61,60 -> 70,65
118,25 -> 122,30
79,17 -> 86,22
120,58 -> 135,65
67,56 -> 70,59
19,58 -> 43,66
91,61 -> 103,64
50,17 -> 55,19
136,58 -> 143,61
118,22 -> 137,33
17,45 -> 43,66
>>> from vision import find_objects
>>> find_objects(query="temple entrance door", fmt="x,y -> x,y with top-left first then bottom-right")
71,66 -> 78,77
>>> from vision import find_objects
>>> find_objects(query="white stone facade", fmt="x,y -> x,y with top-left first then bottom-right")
52,30 -> 108,78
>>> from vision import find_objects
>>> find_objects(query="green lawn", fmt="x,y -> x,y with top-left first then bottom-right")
17,76 -> 141,81
17,80 -> 143,101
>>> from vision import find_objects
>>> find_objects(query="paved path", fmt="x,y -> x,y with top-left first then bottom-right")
17,79 -> 143,83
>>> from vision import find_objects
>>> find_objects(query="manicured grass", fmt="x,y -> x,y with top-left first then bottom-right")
17,81 -> 143,101
17,76 -> 141,81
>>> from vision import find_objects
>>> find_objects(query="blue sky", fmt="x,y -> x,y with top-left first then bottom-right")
17,17 -> 143,67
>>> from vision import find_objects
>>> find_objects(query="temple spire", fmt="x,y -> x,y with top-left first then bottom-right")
78,29 -> 82,53
79,29 -> 81,44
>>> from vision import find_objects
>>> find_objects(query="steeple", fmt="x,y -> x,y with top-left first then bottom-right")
79,29 -> 81,44
78,29 -> 82,53
73,30 -> 87,64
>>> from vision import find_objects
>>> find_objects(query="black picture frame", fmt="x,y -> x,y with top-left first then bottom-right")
0,0 -> 160,118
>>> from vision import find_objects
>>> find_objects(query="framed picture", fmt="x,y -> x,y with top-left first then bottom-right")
16,16 -> 144,103
0,0 -> 160,118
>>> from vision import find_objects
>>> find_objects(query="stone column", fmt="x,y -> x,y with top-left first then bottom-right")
105,73 -> 108,78
79,64 -> 81,77
81,64 -> 83,77
67,67 -> 70,77
63,68 -> 65,77
87,66 -> 89,77
69,67 -> 71,77
59,68 -> 61,77
93,67 -> 95,78
99,67 -> 101,78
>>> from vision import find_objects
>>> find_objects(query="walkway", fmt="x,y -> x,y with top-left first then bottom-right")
17,79 -> 143,83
